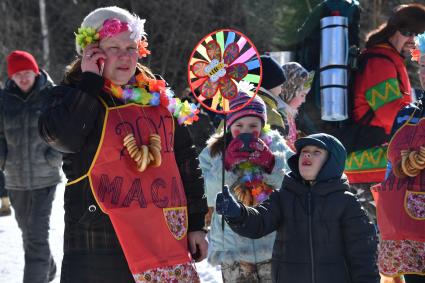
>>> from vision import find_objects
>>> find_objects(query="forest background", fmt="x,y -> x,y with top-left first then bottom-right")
0,0 -> 423,93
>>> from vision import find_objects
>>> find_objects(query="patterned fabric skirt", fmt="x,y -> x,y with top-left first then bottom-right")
133,262 -> 200,283
378,239 -> 425,277
221,260 -> 272,283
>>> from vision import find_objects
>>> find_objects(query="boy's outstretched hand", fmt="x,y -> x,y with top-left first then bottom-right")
216,186 -> 242,218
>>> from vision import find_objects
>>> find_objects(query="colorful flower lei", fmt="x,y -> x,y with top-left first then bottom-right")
411,32 -> 425,62
75,17 -> 150,56
232,125 -> 275,205
105,74 -> 199,125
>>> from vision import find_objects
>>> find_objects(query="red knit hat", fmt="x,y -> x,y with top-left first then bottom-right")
6,50 -> 40,78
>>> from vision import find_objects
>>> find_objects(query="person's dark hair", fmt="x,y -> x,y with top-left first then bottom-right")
62,57 -> 155,86
207,131 -> 233,158
366,4 -> 425,48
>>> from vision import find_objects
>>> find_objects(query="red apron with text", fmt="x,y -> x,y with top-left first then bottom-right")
371,118 -> 425,242
87,103 -> 194,279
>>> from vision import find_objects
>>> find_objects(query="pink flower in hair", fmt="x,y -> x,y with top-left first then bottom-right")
99,18 -> 129,39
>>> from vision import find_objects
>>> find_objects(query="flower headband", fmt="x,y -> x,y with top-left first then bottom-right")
411,32 -> 425,62
75,17 -> 150,57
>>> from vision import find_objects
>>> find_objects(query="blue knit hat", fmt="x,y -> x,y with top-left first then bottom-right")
288,133 -> 347,182
260,55 -> 286,90
227,92 -> 267,128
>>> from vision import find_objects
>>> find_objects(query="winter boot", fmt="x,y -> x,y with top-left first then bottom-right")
0,197 -> 11,216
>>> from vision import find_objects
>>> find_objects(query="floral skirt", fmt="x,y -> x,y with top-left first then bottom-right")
379,239 -> 425,277
133,262 -> 200,283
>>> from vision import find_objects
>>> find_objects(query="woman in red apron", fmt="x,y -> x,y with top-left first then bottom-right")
372,32 -> 425,283
39,6 -> 208,283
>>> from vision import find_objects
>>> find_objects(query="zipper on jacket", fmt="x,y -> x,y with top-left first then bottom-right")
307,188 -> 315,283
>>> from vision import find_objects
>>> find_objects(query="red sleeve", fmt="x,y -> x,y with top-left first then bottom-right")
353,57 -> 411,134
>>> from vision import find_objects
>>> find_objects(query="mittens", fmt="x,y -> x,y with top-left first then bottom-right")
225,134 -> 275,173
248,138 -> 275,173
224,138 -> 250,171
216,186 -> 242,218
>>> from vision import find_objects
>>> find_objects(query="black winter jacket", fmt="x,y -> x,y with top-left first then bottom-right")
228,175 -> 379,283
39,72 -> 207,254
226,133 -> 379,283
0,71 -> 62,190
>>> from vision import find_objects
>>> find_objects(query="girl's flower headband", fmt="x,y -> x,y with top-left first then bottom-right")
411,32 -> 425,63
75,17 -> 150,57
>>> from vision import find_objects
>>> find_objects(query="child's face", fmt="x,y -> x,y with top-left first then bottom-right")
230,116 -> 262,138
288,88 -> 308,110
298,145 -> 328,181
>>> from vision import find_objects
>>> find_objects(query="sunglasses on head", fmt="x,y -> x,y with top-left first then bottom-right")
399,29 -> 419,37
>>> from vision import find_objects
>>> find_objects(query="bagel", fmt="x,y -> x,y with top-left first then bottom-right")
410,151 -> 425,169
137,145 -> 149,172
149,145 -> 162,167
134,150 -> 143,163
129,146 -> 140,159
243,191 -> 253,206
149,134 -> 161,142
123,133 -> 135,145
149,143 -> 162,153
408,151 -> 421,168
148,152 -> 154,164
233,186 -> 243,201
402,157 -> 419,177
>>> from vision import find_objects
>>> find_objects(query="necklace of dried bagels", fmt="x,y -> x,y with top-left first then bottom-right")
398,146 -> 425,177
234,185 -> 254,206
123,133 -> 162,172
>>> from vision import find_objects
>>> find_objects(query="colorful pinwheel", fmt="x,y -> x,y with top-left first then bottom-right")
188,29 -> 262,114
191,40 -> 248,100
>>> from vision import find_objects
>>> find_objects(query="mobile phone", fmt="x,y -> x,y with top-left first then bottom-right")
97,58 -> 105,76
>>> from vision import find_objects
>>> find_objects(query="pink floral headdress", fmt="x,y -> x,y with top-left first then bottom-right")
75,17 -> 150,58
98,18 -> 129,39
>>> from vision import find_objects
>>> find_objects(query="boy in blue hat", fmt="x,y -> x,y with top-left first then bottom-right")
215,133 -> 379,283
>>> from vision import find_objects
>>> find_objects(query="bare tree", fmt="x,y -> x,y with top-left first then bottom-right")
39,0 -> 50,71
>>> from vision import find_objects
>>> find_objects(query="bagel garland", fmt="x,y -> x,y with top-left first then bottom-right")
234,186 -> 254,206
123,133 -> 162,172
396,146 -> 425,177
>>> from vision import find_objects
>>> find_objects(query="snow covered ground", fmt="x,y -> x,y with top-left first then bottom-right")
0,182 -> 223,283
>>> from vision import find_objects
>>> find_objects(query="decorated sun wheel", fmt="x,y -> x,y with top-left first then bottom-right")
188,29 -> 262,114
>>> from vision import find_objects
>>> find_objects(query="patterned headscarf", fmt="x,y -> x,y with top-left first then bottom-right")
280,62 -> 314,103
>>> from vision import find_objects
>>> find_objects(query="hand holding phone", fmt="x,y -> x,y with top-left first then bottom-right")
81,44 -> 106,76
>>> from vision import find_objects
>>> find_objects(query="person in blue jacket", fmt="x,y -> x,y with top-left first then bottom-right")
216,133 -> 379,283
